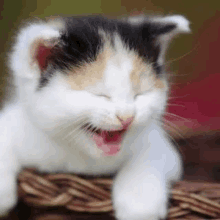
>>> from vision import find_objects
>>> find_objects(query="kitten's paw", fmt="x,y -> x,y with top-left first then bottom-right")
114,198 -> 167,220
0,179 -> 17,217
113,181 -> 168,220
114,196 -> 167,220
0,192 -> 17,217
0,211 -> 10,218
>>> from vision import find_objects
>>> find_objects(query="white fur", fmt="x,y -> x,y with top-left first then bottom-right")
155,15 -> 190,65
129,15 -> 190,67
11,23 -> 60,78
160,15 -> 191,33
129,14 -> 190,33
0,16 -> 187,219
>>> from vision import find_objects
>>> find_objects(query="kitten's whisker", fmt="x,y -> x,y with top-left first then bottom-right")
149,43 -> 199,68
162,123 -> 185,142
161,124 -> 183,152
168,94 -> 190,100
167,71 -> 193,78
55,120 -> 87,139
161,119 -> 185,140
61,118 -> 88,141
72,125 -> 96,145
163,112 -> 191,123
62,124 -> 87,140
154,117 -> 185,141
153,113 -> 185,139
66,128 -> 88,144
166,103 -> 185,108
52,116 -> 87,136
162,117 -> 182,130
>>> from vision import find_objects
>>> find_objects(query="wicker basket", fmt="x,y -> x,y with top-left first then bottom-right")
18,169 -> 220,219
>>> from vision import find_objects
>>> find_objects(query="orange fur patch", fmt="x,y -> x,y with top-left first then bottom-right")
130,56 -> 144,90
130,56 -> 165,92
66,44 -> 165,92
154,77 -> 166,89
67,47 -> 112,90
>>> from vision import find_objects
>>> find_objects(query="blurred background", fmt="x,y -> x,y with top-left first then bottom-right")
1,0 -> 220,187
0,0 -> 219,102
0,1 -> 220,219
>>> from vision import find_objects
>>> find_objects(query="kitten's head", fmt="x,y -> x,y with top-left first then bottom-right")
10,15 -> 190,157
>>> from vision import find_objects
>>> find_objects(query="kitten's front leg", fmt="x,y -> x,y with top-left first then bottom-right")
0,172 -> 18,217
0,146 -> 20,216
113,164 -> 168,220
112,127 -> 181,220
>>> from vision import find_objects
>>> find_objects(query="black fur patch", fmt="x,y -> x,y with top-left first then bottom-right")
38,66 -> 55,89
52,17 -> 104,70
39,16 -> 176,88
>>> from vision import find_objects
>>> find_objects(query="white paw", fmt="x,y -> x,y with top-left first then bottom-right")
113,179 -> 168,220
114,196 -> 167,220
0,177 -> 17,217
0,192 -> 17,217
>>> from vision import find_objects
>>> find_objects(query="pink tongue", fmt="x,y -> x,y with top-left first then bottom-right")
93,131 -> 123,156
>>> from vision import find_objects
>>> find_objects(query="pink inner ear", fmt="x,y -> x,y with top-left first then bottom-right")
36,44 -> 52,70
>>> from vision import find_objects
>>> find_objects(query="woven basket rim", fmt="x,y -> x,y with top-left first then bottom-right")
18,169 -> 220,219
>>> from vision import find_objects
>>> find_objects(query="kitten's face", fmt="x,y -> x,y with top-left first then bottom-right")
11,15 -> 189,157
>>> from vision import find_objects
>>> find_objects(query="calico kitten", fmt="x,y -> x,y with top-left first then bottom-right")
0,15 -> 190,219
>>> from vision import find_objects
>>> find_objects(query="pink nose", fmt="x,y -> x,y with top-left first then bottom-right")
117,116 -> 134,128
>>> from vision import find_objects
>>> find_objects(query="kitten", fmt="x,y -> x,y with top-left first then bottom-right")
0,15 -> 190,219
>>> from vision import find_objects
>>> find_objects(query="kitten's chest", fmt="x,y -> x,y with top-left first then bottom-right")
17,128 -> 126,175
64,152 -> 126,175
10,106 -> 129,175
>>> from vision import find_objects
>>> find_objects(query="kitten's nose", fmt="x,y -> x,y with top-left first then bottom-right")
117,115 -> 134,128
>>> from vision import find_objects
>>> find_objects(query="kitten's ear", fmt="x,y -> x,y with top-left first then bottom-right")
148,15 -> 190,35
130,15 -> 190,64
10,21 -> 62,78
149,15 -> 191,64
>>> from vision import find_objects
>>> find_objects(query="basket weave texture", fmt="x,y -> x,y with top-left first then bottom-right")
18,169 -> 220,219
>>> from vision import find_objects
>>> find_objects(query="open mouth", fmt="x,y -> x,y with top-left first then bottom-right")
82,124 -> 127,156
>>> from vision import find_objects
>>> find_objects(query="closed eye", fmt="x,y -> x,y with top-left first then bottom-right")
95,94 -> 111,100
134,93 -> 143,99
134,89 -> 152,99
